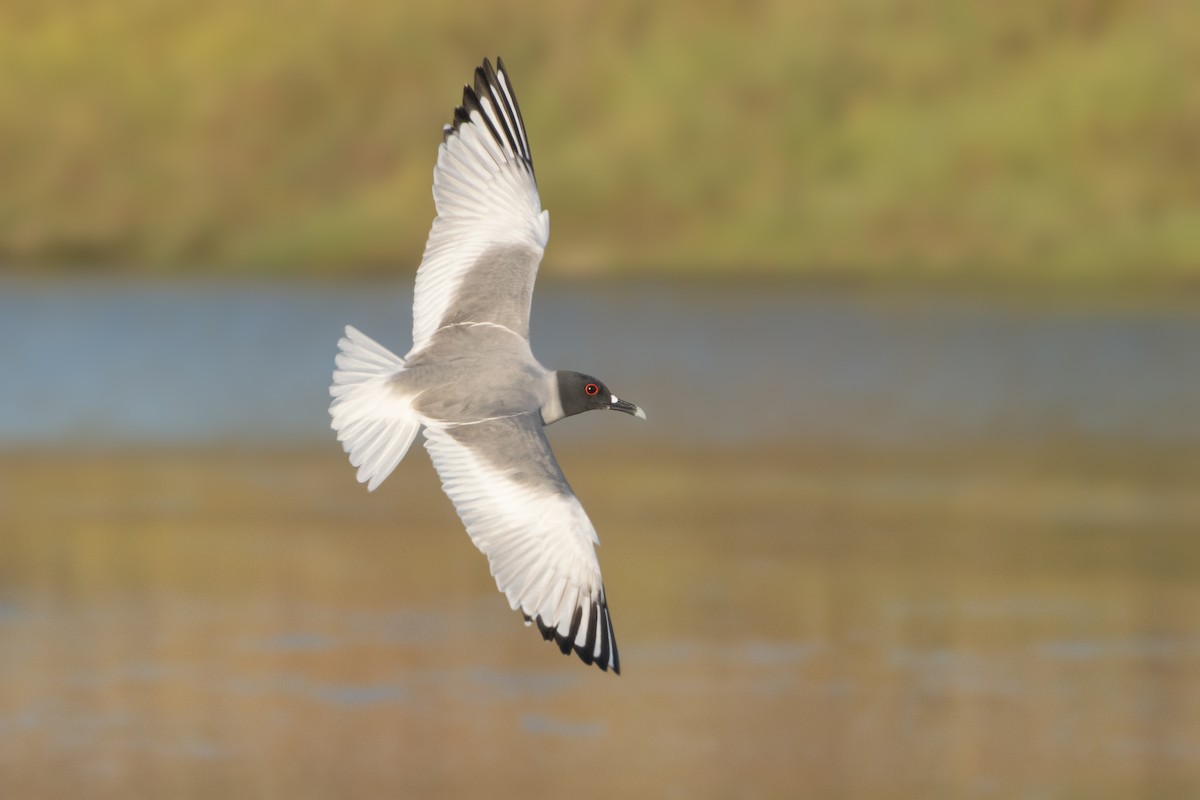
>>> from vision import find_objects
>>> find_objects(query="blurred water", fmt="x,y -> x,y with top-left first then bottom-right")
4,445 -> 1198,799
4,280 -> 1199,798
1,277 -> 1198,447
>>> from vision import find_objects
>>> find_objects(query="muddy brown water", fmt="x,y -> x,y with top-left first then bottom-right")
2,442 -> 1197,798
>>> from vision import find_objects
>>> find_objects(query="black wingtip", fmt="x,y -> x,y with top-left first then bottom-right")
523,599 -> 620,675
443,56 -> 534,173
474,62 -> 492,97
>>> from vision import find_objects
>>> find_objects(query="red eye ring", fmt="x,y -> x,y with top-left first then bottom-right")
584,383 -> 600,397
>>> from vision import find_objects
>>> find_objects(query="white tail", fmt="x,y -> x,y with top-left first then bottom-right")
329,325 -> 421,491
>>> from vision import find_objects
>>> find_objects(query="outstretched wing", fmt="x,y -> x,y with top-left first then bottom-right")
411,57 -> 549,351
422,414 -> 619,673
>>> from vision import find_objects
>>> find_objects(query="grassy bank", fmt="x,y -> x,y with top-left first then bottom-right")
1,0 -> 1197,289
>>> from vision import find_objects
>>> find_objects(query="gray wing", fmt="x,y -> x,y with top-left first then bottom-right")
422,413 -> 619,672
411,58 -> 549,349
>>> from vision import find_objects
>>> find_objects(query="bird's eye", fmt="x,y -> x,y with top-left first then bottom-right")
584,383 -> 599,396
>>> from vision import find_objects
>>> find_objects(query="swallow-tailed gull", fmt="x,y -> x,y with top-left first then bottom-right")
330,57 -> 643,674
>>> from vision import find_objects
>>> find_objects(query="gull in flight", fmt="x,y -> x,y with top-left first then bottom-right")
330,57 -> 644,673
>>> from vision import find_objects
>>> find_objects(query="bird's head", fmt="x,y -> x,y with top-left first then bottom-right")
554,371 -> 646,422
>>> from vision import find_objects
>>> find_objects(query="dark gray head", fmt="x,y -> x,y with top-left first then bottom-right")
554,371 -> 646,422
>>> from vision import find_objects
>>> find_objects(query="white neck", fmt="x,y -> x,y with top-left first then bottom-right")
539,370 -> 565,425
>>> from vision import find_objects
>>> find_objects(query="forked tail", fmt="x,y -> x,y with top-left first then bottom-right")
329,325 -> 421,491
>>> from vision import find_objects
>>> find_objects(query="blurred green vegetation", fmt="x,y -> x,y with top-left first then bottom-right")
1,0 -> 1197,287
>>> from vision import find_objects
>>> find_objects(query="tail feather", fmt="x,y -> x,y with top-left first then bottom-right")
329,325 -> 421,491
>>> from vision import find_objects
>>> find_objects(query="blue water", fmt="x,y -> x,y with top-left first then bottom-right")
2,278 -> 1198,447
